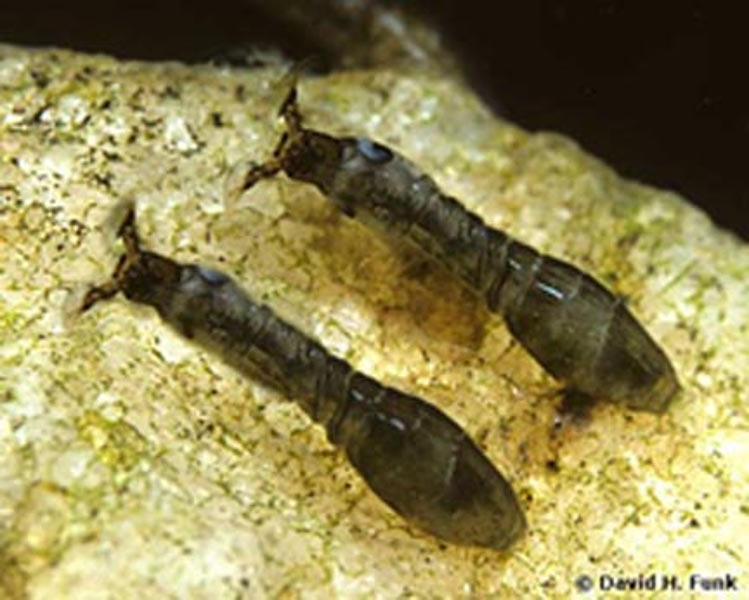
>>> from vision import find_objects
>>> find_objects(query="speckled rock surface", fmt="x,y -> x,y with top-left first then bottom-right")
0,45 -> 746,599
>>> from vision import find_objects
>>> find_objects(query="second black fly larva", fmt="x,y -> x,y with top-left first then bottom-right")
239,85 -> 680,413
81,206 -> 526,550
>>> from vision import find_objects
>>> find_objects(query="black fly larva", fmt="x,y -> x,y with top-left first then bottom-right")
80,206 -> 526,550
239,85 -> 680,413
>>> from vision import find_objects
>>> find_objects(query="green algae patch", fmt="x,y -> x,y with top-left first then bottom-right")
76,410 -> 149,471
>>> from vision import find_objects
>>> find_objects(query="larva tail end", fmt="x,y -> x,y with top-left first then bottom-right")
629,369 -> 681,414
558,388 -> 597,419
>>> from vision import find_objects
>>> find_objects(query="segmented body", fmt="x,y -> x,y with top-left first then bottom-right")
243,95 -> 680,412
83,214 -> 525,550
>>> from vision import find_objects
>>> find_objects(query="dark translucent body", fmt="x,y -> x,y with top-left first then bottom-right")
90,246 -> 525,550
257,120 -> 680,412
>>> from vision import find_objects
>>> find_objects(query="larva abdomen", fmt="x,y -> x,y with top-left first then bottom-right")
335,373 -> 525,549
493,245 -> 679,411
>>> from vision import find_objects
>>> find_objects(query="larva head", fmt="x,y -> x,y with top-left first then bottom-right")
80,249 -> 182,315
117,251 -> 183,311
279,129 -> 344,192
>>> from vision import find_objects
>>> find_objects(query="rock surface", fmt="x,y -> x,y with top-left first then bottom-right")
0,45 -> 746,598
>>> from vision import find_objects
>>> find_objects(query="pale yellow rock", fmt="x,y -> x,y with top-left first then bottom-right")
0,45 -> 746,599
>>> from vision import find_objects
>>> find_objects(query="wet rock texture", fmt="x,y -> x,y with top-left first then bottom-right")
0,46 -> 746,598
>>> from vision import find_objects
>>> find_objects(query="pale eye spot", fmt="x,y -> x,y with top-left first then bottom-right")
356,138 -> 393,164
195,265 -> 230,286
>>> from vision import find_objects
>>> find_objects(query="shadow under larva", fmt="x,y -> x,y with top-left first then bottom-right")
239,83 -> 681,414
79,204 -> 526,551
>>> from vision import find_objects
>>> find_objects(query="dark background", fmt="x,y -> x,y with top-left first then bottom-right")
1,1 -> 746,239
